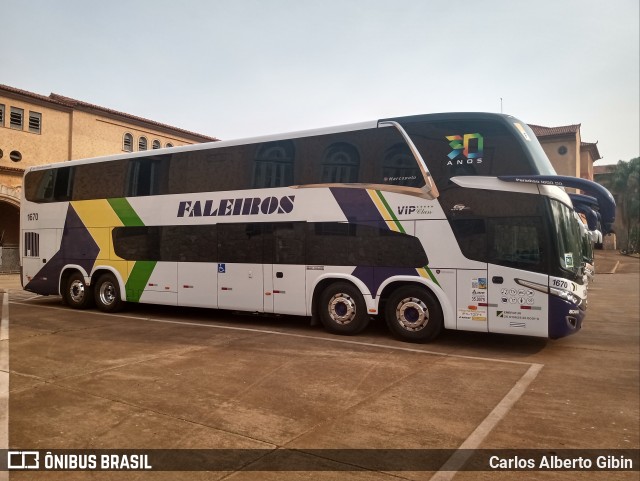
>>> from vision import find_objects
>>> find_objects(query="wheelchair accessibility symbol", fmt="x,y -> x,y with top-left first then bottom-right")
218,264 -> 226,274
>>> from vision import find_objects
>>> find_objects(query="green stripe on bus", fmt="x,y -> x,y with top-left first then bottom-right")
108,198 -> 145,227
424,265 -> 441,288
125,261 -> 157,303
375,190 -> 405,233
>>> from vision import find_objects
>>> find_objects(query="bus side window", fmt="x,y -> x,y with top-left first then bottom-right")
218,223 -> 264,264
382,143 -> 423,188
52,167 -> 74,201
24,167 -> 74,203
321,143 -> 360,183
449,218 -> 487,263
273,223 -> 306,264
252,141 -> 295,188
74,161 -> 127,200
126,158 -> 169,197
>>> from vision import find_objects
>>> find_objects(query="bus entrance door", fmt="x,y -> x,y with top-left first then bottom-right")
487,264 -> 549,336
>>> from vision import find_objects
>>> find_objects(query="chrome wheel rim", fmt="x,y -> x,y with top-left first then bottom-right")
395,297 -> 429,332
328,293 -> 356,325
69,279 -> 86,303
99,281 -> 117,306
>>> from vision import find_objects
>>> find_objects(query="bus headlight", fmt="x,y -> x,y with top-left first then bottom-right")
515,278 -> 583,307
550,286 -> 580,306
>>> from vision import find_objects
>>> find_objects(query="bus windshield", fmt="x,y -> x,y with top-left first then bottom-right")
549,199 -> 584,283
516,122 -> 557,176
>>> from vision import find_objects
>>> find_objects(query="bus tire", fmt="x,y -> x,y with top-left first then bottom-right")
385,286 -> 443,342
94,273 -> 124,313
63,272 -> 94,309
318,281 -> 369,335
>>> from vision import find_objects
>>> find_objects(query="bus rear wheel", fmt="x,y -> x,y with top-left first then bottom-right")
385,286 -> 443,342
94,273 -> 124,313
63,272 -> 94,309
318,282 -> 369,335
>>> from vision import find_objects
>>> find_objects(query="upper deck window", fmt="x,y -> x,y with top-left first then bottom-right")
321,143 -> 359,183
397,117 -> 555,191
382,143 -> 422,188
252,141 -> 295,188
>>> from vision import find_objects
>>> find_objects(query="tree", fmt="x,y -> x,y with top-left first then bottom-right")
609,158 -> 640,252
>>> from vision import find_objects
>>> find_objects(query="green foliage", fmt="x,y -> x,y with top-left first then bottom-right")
610,158 -> 640,252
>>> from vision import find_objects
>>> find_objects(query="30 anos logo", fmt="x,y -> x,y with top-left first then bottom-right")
445,133 -> 484,166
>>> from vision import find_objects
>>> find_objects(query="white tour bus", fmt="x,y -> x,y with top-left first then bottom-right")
20,113 -> 615,342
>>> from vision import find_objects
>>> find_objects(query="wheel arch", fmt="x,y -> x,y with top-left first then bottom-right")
59,264 -> 91,295
90,266 -> 127,302
376,277 -> 455,329
310,274 -> 375,320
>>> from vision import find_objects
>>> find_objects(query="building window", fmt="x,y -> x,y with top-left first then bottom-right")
10,107 -> 23,130
123,133 -> 133,152
139,136 -> 148,151
10,150 -> 22,162
28,111 -> 42,134
152,140 -> 161,149
166,142 -> 174,148
0,104 -> 4,127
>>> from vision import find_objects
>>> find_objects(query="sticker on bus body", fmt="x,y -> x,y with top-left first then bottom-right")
564,253 -> 574,268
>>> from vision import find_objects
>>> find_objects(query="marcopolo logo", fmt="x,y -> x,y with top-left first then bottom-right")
445,133 -> 484,166
177,195 -> 295,218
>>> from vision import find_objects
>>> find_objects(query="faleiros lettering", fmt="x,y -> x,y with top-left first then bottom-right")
177,195 -> 295,217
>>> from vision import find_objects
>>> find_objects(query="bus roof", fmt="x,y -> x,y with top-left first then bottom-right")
26,112 -> 522,172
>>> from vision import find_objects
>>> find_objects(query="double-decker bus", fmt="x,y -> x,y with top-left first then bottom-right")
20,113 -> 615,342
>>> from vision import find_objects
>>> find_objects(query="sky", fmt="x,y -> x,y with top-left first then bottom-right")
2,0 -> 638,165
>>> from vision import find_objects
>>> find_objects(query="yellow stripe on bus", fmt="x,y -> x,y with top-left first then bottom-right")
367,190 -> 400,232
71,199 -> 130,283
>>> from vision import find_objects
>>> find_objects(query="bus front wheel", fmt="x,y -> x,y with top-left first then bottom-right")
94,273 -> 124,313
63,272 -> 94,309
385,286 -> 443,342
318,282 -> 369,335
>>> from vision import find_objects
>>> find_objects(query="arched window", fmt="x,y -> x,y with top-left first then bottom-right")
166,142 -> 174,148
321,142 -> 359,183
138,136 -> 148,151
252,141 -> 295,188
152,140 -> 161,149
123,133 -> 133,152
383,143 -> 422,187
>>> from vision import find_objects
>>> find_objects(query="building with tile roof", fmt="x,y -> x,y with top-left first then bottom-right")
528,123 -> 601,181
0,83 -> 217,271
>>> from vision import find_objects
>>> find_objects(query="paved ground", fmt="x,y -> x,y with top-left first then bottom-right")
0,250 -> 638,480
